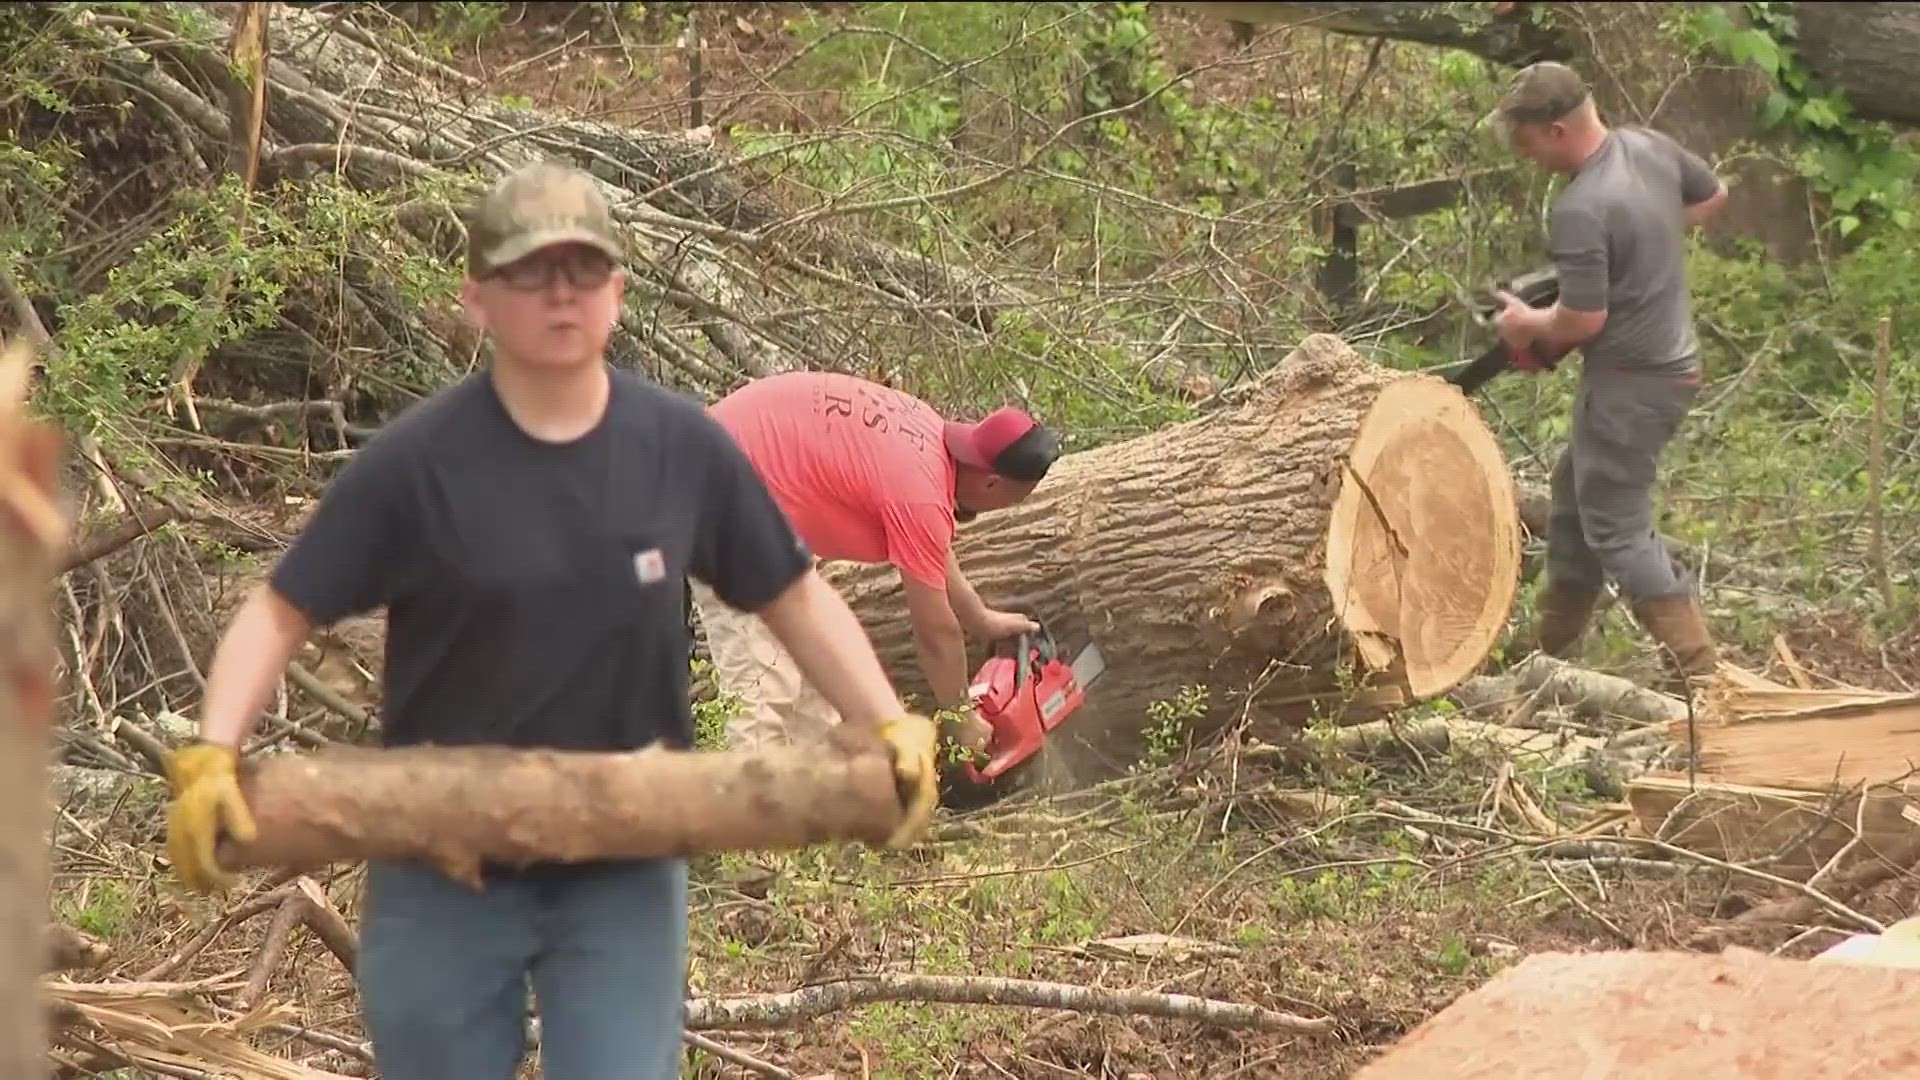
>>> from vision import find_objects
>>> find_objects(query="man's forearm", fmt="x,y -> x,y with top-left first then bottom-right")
758,570 -> 905,733
1528,304 -> 1604,356
1686,184 -> 1728,229
199,585 -> 313,749
943,550 -> 989,636
912,620 -> 971,708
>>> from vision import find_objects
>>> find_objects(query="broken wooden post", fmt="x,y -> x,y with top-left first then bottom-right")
0,337 -> 71,1079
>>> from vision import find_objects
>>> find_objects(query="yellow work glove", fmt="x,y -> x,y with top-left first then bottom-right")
876,713 -> 939,849
164,742 -> 258,895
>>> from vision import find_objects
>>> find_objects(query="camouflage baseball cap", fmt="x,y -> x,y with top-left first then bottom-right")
465,162 -> 624,277
1484,61 -> 1591,140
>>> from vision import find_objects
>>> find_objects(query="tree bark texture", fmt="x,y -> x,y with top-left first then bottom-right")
821,333 -> 1521,776
215,738 -> 908,889
0,339 -> 68,1080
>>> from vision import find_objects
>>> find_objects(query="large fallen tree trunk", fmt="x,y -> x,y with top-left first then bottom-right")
822,333 -> 1522,775
0,339 -> 67,1079
215,738 -> 908,889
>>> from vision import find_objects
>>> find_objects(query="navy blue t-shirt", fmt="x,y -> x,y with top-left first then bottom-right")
269,366 -> 813,752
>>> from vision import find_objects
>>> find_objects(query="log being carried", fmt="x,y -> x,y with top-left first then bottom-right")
822,332 -> 1526,777
161,163 -> 938,1080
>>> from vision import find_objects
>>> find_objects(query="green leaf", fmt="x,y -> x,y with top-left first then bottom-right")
1759,90 -> 1792,129
1727,28 -> 1781,78
1838,214 -> 1861,237
1798,96 -> 1842,130
1693,6 -> 1737,42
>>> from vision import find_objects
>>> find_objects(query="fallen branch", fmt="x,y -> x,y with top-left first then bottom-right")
1688,829 -> 1920,950
682,1032 -> 794,1080
683,973 -> 1334,1035
1453,653 -> 1686,731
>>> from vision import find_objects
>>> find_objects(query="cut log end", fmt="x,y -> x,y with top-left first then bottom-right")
1324,377 -> 1520,699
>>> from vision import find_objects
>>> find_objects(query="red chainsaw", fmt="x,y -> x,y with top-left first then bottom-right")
939,619 -> 1106,808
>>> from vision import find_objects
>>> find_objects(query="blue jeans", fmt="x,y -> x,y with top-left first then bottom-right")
356,857 -> 689,1080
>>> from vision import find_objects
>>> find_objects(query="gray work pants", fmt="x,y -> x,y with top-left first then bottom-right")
1546,369 -> 1699,601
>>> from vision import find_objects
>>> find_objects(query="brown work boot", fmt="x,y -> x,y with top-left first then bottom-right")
1631,592 -> 1720,691
1531,578 -> 1604,658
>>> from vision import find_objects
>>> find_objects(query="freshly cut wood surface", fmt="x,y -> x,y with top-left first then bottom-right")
1626,663 -> 1920,881
1680,664 -> 1920,791
1353,947 -> 1920,1079
823,333 -> 1521,775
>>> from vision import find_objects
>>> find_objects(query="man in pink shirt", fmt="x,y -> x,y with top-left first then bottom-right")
701,370 -> 1060,753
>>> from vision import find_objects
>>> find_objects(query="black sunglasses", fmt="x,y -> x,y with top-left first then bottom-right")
488,250 -> 617,292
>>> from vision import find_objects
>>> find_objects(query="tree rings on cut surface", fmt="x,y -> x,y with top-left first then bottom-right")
1325,375 -> 1520,699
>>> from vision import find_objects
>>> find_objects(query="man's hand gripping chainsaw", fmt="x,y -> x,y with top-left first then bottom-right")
1446,266 -> 1563,394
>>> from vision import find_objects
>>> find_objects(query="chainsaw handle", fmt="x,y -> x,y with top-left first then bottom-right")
1012,630 -> 1032,693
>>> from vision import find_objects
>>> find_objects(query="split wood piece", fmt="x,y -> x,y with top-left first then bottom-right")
1626,662 -> 1920,882
1678,662 -> 1920,792
683,973 -> 1333,1035
46,978 -> 356,1079
0,336 -> 69,1079
1353,947 -> 1920,1079
214,739 -> 908,888
1626,776 -> 1919,884
821,333 -> 1521,773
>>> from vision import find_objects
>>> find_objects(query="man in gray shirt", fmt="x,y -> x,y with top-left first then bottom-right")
1485,61 -> 1729,689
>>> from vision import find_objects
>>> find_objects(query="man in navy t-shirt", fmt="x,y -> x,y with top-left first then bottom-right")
161,161 -> 939,1080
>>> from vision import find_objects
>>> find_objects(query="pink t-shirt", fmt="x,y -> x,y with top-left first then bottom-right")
709,371 -> 955,589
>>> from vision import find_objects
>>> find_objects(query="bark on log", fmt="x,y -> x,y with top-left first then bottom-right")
214,738 -> 908,889
822,333 -> 1521,775
0,338 -> 68,1080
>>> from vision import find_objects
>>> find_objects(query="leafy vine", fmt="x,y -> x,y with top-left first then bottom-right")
1679,2 -> 1915,237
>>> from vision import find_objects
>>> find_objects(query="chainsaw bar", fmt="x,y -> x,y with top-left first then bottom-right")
1068,642 -> 1106,687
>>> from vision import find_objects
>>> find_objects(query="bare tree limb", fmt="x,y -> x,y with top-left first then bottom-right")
683,973 -> 1335,1035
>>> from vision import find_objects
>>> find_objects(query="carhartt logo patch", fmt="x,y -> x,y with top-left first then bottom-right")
633,549 -> 666,585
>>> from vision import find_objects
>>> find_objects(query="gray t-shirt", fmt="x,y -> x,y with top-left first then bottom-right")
1549,126 -> 1721,377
